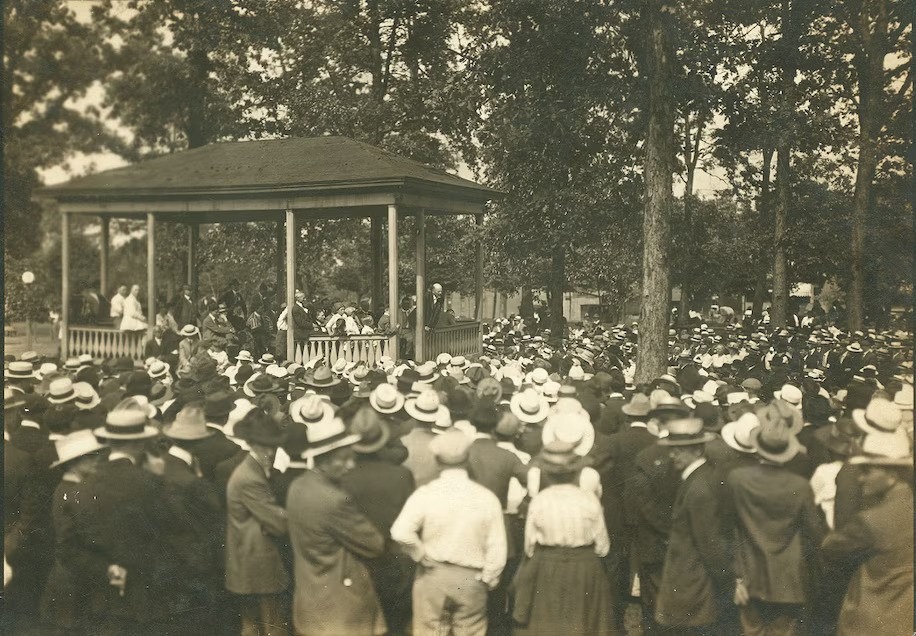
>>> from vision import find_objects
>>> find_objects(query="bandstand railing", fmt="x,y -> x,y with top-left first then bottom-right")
68,326 -> 147,360
294,335 -> 396,366
425,321 -> 482,358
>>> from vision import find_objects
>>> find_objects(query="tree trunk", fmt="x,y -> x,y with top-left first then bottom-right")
520,287 -> 534,319
752,147 -> 774,319
635,1 -> 674,383
186,47 -> 209,149
548,249 -> 566,335
847,0 -> 888,330
770,0 -> 799,329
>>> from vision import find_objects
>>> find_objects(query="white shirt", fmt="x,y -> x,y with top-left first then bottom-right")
110,293 -> 125,318
276,307 -> 289,331
391,468 -> 507,588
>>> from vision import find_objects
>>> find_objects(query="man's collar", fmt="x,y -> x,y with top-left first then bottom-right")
168,445 -> 194,467
109,451 -> 137,465
681,457 -> 707,481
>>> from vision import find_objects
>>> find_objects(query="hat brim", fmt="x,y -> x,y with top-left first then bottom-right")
658,431 -> 717,446
750,427 -> 803,464
541,420 -> 595,457
50,444 -> 107,468
404,401 -> 445,423
162,425 -> 215,441
302,433 -> 361,459
721,422 -> 758,454
75,397 -> 102,411
848,454 -> 913,467
352,424 -> 391,455
370,394 -> 405,414
621,405 -> 650,417
93,425 -> 160,441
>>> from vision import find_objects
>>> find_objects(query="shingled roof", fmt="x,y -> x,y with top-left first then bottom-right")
38,136 -> 498,200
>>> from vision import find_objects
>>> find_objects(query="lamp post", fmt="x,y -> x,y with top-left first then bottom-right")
21,271 -> 35,350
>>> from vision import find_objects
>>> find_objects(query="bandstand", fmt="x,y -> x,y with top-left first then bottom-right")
36,136 -> 499,364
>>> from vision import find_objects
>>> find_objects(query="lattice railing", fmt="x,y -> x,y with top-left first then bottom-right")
425,321 -> 482,359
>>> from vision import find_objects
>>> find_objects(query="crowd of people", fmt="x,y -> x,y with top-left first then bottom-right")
3,309 -> 913,635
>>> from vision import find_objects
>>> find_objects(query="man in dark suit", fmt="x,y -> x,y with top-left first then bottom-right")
340,409 -> 416,635
655,418 -> 736,634
171,284 -> 197,328
287,418 -> 387,635
598,392 -> 656,630
624,395 -> 690,635
595,371 -> 628,435
727,402 -> 827,635
423,282 -> 446,330
71,403 -> 173,634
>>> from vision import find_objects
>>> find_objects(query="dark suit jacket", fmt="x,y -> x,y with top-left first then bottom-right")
656,462 -> 734,628
596,396 -> 627,436
286,470 -> 386,635
821,483 -> 914,635
290,303 -> 313,340
727,463 -> 827,604
608,426 -> 658,526
171,295 -> 197,328
180,431 -> 241,483
833,463 -> 864,531
68,458 -> 172,624
339,456 -> 415,536
424,293 -> 446,328
467,436 -> 528,509
626,441 -> 680,566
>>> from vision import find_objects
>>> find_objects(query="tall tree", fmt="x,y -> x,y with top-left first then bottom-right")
632,0 -> 677,381
831,0 -> 910,328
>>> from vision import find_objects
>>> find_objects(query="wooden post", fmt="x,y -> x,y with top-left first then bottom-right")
147,213 -> 156,340
275,220 -> 284,305
188,223 -> 199,294
61,213 -> 70,358
100,216 -> 109,295
387,204 -> 399,357
286,208 -> 297,362
370,214 -> 383,313
475,213 -> 484,322
415,209 -> 426,361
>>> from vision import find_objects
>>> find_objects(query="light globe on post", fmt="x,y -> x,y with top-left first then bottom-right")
21,271 -> 35,349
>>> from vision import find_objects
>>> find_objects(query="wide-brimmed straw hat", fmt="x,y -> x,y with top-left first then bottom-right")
178,324 -> 200,338
721,413 -> 760,454
50,429 -> 107,468
658,417 -> 716,446
95,398 -> 159,440
369,384 -> 405,414
510,388 -> 550,424
541,412 -> 595,456
163,405 -> 214,441
73,382 -> 101,411
852,398 -> 903,436
405,390 -> 448,423
48,377 -> 78,405
534,439 -> 588,475
289,394 -> 335,426
301,417 -> 360,460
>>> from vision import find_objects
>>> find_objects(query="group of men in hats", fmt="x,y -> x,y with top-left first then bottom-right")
3,311 -> 913,635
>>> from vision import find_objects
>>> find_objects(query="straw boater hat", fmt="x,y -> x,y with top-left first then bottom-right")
178,324 -> 200,338
289,394 -> 335,426
6,361 -> 38,380
541,381 -> 560,404
163,405 -> 214,441
72,382 -> 101,411
50,429 -> 107,469
658,417 -> 716,446
331,358 -> 349,377
405,390 -> 448,424
348,364 -> 370,386
510,388 -> 550,424
369,384 -> 405,415
301,417 -> 360,460
47,377 -> 78,405
95,398 -> 160,440
774,384 -> 803,406
350,409 -> 391,454
235,350 -> 254,363
258,353 -> 277,366
415,361 -> 438,384
148,361 -> 170,382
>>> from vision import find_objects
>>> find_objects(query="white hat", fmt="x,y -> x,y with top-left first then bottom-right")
290,395 -> 335,426
721,413 -> 760,454
405,390 -> 448,423
50,430 -> 107,468
47,378 -> 77,405
510,388 -> 550,424
73,382 -> 101,411
542,412 -> 595,456
541,381 -> 560,404
302,417 -> 360,460
525,367 -> 550,387
369,384 -> 405,415
436,353 -> 453,366
852,398 -> 902,436
894,385 -> 914,410
94,399 -> 159,440
774,384 -> 803,406
236,350 -> 254,363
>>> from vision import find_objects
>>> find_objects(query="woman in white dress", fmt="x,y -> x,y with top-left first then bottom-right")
119,284 -> 148,333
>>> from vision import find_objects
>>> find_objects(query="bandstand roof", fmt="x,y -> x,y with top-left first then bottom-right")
36,136 -> 499,222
